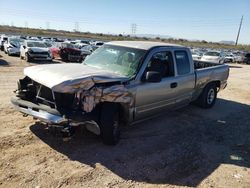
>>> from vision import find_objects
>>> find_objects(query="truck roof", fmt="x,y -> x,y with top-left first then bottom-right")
106,41 -> 184,50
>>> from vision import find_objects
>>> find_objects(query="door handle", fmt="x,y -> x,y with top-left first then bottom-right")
170,82 -> 178,88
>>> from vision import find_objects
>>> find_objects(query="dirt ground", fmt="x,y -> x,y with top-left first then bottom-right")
0,51 -> 249,188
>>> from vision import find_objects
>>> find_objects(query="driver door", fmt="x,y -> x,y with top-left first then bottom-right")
135,50 -> 178,120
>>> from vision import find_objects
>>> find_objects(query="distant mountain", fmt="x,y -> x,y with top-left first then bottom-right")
219,40 -> 235,45
131,34 -> 172,39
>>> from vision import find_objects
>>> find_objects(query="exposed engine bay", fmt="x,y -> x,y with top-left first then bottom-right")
15,76 -> 133,118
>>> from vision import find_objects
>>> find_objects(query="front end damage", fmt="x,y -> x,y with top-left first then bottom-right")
11,74 -> 133,137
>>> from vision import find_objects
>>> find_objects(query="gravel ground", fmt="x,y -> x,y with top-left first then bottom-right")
0,51 -> 249,188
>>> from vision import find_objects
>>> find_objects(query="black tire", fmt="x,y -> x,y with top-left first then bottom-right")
195,83 -> 217,108
99,103 -> 120,145
25,53 -> 31,62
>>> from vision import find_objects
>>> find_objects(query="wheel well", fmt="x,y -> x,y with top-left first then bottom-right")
98,102 -> 127,125
206,81 -> 221,90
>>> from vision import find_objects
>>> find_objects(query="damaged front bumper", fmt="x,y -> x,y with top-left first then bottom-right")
11,96 -> 66,124
11,96 -> 102,135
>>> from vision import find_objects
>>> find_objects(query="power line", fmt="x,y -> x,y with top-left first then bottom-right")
235,15 -> 243,46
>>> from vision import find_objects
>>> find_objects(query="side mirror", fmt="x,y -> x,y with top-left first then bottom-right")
145,71 -> 162,83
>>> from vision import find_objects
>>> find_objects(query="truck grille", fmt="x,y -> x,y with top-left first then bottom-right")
36,84 -> 56,108
17,77 -> 76,113
35,84 -> 76,113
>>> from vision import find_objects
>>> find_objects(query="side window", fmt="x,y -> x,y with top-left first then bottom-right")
146,51 -> 175,78
175,51 -> 190,75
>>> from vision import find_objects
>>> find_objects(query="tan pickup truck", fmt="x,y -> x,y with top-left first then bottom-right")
11,41 -> 229,145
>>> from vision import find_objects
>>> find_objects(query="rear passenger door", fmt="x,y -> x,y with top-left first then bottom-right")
173,50 -> 195,107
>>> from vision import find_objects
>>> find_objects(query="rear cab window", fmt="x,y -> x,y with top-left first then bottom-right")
174,51 -> 190,75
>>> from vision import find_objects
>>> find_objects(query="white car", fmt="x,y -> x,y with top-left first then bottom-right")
20,40 -> 52,62
192,52 -> 202,61
4,37 -> 24,56
200,51 -> 225,64
224,54 -> 236,63
91,41 -> 105,51
80,45 -> 93,60
0,35 -> 8,51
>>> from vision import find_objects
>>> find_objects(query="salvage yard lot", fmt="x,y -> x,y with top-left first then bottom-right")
0,51 -> 250,187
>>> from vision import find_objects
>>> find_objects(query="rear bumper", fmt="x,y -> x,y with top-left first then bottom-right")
11,96 -> 66,124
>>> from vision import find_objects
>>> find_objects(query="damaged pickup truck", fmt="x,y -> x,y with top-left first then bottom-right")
11,41 -> 229,145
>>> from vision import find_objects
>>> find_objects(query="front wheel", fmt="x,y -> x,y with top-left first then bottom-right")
99,103 -> 120,145
25,53 -> 31,62
195,83 -> 217,108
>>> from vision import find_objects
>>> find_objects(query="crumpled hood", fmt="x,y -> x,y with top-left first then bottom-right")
27,47 -> 49,53
24,63 -> 129,93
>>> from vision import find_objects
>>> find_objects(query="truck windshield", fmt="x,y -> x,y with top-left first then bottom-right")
83,44 -> 147,78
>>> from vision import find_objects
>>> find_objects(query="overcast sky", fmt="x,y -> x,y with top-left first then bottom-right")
0,0 -> 249,44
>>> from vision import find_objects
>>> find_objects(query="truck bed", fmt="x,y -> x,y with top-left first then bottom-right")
192,60 -> 229,100
194,60 -> 221,69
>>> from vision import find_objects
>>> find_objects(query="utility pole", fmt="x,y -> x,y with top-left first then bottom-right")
24,21 -> 28,28
131,23 -> 137,36
75,22 -> 79,32
46,21 -> 50,30
235,15 -> 243,46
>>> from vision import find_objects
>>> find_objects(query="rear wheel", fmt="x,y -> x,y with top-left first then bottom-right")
25,53 -> 31,62
195,83 -> 217,108
99,103 -> 120,145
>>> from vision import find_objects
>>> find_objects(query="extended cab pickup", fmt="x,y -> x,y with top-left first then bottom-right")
11,41 -> 229,145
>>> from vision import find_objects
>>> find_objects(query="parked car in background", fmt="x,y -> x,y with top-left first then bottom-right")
75,39 -> 90,47
200,51 -> 225,64
192,51 -> 202,60
51,42 -> 82,62
80,45 -> 93,60
232,53 -> 244,63
0,35 -> 8,51
224,53 -> 236,63
4,37 -> 24,56
91,41 -> 105,51
242,53 -> 250,64
20,40 -> 52,62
